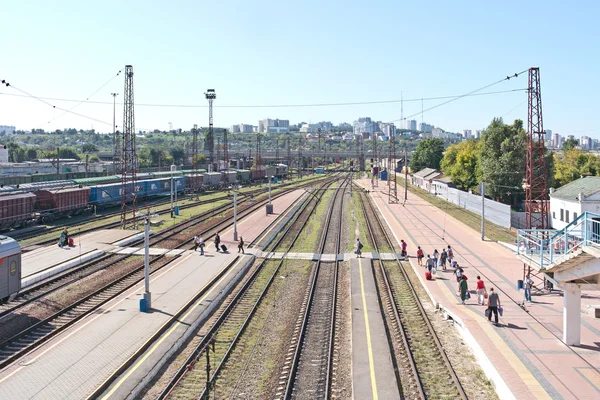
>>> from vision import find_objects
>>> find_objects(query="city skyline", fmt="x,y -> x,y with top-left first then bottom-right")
1,1 -> 598,139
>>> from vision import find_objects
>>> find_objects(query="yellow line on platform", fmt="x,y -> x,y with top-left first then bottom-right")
359,258 -> 379,400
364,186 -> 551,400
100,256 -> 244,399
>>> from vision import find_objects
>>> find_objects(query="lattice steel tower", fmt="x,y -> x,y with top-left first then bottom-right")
204,89 -> 216,170
120,65 -> 137,228
525,67 -> 549,229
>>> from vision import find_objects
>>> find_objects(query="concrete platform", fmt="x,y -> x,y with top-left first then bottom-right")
0,251 -> 246,400
20,229 -> 145,288
357,179 -> 600,400
351,258 -> 400,400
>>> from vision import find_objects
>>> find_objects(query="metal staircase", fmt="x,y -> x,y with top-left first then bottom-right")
517,212 -> 600,271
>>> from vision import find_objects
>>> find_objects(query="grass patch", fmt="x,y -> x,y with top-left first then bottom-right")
346,192 -> 375,253
395,176 -> 516,243
290,188 -> 335,253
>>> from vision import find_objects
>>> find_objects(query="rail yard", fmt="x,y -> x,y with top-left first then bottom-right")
0,171 -> 598,400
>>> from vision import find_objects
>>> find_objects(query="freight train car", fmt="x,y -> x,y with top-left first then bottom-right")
224,171 -> 237,185
0,193 -> 36,230
203,172 -> 222,188
237,169 -> 251,183
184,173 -> 204,192
275,164 -> 288,178
34,187 -> 91,222
0,235 -> 21,302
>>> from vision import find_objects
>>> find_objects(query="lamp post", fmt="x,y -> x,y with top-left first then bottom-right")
143,209 -> 151,310
266,175 -> 274,215
233,186 -> 238,241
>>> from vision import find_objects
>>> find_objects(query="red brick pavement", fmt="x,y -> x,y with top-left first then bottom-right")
357,179 -> 600,400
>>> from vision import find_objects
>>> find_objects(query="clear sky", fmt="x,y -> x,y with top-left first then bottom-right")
1,0 -> 598,138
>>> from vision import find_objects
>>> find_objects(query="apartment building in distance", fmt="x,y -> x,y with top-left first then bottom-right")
258,118 -> 289,133
0,125 -> 16,135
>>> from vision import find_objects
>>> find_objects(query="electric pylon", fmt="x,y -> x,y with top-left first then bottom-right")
525,67 -> 549,230
204,89 -> 216,171
120,65 -> 137,228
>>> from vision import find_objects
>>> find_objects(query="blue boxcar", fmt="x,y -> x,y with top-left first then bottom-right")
90,177 -> 185,206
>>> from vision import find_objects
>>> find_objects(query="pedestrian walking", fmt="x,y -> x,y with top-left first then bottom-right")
416,246 -> 424,266
476,276 -> 487,305
401,239 -> 408,257
459,275 -> 469,304
441,249 -> 448,270
238,236 -> 245,254
447,245 -> 454,261
198,237 -> 205,255
426,254 -> 435,273
524,273 -> 534,302
215,232 -> 221,252
487,288 -> 501,324
356,238 -> 363,258
193,235 -> 199,252
433,249 -> 439,262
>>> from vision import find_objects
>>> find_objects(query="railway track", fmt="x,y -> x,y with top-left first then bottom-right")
280,175 -> 348,400
0,179 -> 332,370
0,177 -> 327,320
151,177 -> 339,400
359,189 -> 467,399
16,181 -> 298,248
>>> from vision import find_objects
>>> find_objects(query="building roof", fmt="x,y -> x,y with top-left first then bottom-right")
550,176 -> 600,200
423,170 -> 443,181
413,167 -> 437,178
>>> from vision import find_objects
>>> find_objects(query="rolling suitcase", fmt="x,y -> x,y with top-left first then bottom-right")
69,238 -> 74,247
221,244 -> 228,252
425,272 -> 432,281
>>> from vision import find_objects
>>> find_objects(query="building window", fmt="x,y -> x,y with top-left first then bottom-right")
574,212 -> 578,220
560,209 -> 564,222
553,211 -> 556,219
566,210 -> 570,223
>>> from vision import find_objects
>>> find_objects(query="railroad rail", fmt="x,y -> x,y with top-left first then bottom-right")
280,174 -> 349,400
16,178 -> 312,247
359,189 -> 467,399
0,178 -> 333,370
152,177 -> 339,400
0,177 -> 328,320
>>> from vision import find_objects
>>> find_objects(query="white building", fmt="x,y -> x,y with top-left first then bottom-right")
419,122 -> 433,133
0,145 -> 8,163
353,117 -> 374,137
475,130 -> 483,139
406,120 -> 417,131
550,176 -> 600,230
380,123 -> 396,137
462,129 -> 472,139
259,118 -> 289,133
0,126 -> 16,135
545,129 -> 553,141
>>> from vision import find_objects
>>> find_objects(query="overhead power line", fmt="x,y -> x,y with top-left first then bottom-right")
389,69 -> 529,123
0,88 -> 526,109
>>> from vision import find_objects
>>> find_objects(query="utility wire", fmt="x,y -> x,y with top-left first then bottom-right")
0,88 -> 527,109
389,69 -> 529,123
38,70 -> 122,128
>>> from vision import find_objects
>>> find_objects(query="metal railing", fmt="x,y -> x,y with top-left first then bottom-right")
517,212 -> 600,269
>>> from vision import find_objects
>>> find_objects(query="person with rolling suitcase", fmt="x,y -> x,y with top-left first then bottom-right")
215,232 -> 221,252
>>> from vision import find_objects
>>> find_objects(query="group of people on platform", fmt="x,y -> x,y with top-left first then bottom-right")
193,232 -> 245,256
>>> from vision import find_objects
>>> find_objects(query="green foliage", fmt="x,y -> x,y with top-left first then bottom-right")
409,138 -> 445,172
561,138 -> 579,152
441,140 -> 480,191
553,148 -> 600,186
82,143 -> 98,153
57,147 -> 80,160
479,118 -> 526,203
88,155 -> 100,163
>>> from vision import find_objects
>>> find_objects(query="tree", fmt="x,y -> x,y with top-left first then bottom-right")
169,146 -> 185,165
82,143 -> 98,153
26,148 -> 37,161
88,155 -> 100,163
409,138 -> 444,172
57,147 -> 80,160
441,140 -> 480,191
479,118 -> 527,204
554,148 -> 600,187
562,138 -> 579,152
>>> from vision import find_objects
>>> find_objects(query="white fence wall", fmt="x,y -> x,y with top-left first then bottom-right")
429,181 -> 512,229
